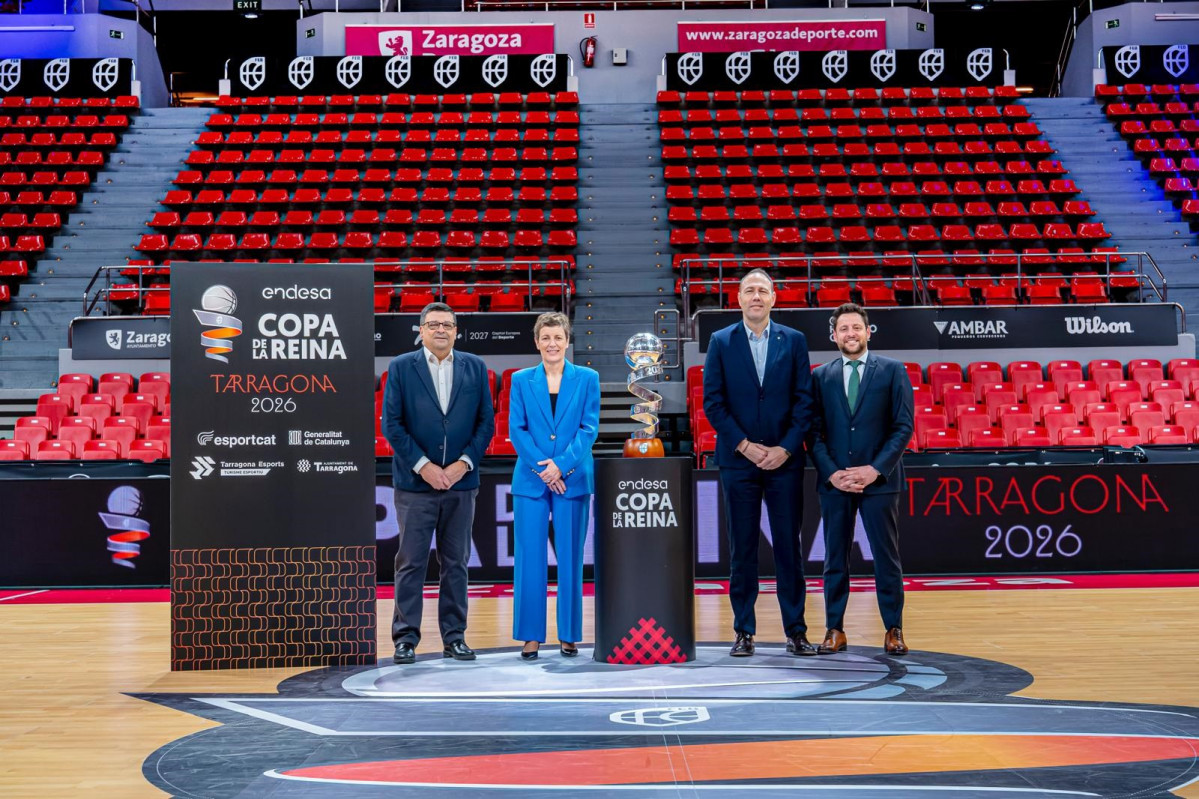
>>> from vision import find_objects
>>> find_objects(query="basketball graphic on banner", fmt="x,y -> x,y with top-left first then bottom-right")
1114,45 -> 1140,79
92,58 -> 119,92
822,50 -> 848,83
240,57 -> 266,92
482,54 -> 508,87
384,55 -> 411,88
773,51 -> 800,84
724,51 -> 751,85
44,58 -> 70,92
288,56 -> 315,90
530,53 -> 557,88
870,49 -> 896,82
1164,44 -> 1189,79
918,48 -> 945,81
0,59 -> 18,93
966,48 -> 993,82
677,52 -> 703,86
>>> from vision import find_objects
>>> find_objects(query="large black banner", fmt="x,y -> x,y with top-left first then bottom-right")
666,46 -> 1006,92
0,478 -> 169,587
168,263 -> 377,669
0,57 -> 134,98
228,54 -> 568,97
695,304 -> 1180,353
1102,44 -> 1199,86
374,312 -> 540,357
5,461 -> 1197,587
70,316 -> 171,360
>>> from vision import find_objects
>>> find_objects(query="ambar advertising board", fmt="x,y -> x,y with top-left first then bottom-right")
694,304 -> 1179,353
168,263 -> 377,670
347,23 -> 555,57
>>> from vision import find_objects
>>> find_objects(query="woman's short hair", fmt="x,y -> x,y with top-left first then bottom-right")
533,311 -> 571,341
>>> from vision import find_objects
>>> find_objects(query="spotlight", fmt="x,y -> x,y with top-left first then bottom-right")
243,10 -> 259,17
969,0 -> 991,9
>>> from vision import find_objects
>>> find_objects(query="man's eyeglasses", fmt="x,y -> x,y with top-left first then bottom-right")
422,321 -> 457,330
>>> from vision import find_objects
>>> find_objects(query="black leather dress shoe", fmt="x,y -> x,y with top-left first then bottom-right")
520,643 -> 539,661
443,640 -> 477,661
730,632 -> 755,657
393,643 -> 415,664
559,643 -> 579,657
786,634 -> 819,657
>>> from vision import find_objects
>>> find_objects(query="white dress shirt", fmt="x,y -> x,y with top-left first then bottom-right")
842,350 -> 869,397
744,321 -> 770,385
412,346 -> 473,474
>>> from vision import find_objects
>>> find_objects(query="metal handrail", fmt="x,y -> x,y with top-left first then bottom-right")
83,257 -> 574,317
652,307 -> 683,372
676,250 -> 1168,337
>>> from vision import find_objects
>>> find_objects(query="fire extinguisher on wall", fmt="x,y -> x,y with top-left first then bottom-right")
580,36 -> 597,68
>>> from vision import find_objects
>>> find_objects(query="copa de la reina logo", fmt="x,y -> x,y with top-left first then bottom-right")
193,283 -> 347,363
193,285 -> 243,363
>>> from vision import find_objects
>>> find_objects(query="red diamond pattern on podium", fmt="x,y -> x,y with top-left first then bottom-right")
606,616 -> 687,665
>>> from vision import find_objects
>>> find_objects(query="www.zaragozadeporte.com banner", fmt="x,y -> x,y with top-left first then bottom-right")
168,263 -> 377,670
677,20 -> 886,53
346,23 -> 555,57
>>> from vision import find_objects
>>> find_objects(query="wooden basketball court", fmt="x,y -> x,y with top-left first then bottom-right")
2,580 -> 1198,797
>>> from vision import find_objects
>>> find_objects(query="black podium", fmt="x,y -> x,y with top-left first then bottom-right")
593,457 -> 695,664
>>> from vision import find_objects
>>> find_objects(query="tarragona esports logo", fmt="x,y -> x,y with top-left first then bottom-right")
192,284 -> 244,363
136,646 -> 1199,796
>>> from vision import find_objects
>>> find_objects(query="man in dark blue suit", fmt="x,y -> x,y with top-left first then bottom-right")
703,269 -> 816,657
808,303 -> 914,656
382,302 -> 495,665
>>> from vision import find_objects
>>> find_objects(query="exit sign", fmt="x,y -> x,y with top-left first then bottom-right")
916,21 -> 926,32
235,0 -> 261,11
1106,18 -> 1120,29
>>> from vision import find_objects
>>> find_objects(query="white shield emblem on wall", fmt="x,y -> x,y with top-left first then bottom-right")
822,51 -> 848,84
336,56 -> 362,89
1164,45 -> 1189,79
92,58 -> 119,92
434,55 -> 460,88
0,59 -> 20,93
966,48 -> 993,82
287,57 -> 314,90
677,52 -> 703,86
239,57 -> 266,92
385,56 -> 411,88
1114,45 -> 1140,79
725,51 -> 751,85
44,58 -> 70,93
870,50 -> 896,82
530,54 -> 557,88
918,49 -> 945,81
773,51 -> 800,84
482,54 -> 508,88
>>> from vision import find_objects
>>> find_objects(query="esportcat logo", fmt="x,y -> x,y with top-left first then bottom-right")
193,285 -> 243,363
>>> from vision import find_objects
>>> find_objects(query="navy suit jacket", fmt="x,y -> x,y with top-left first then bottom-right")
508,361 -> 601,499
381,348 -> 495,493
808,353 -> 915,496
702,321 -> 814,470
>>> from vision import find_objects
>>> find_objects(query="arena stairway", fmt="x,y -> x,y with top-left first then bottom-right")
0,106 -> 209,391
1023,96 -> 1199,312
573,103 -> 678,381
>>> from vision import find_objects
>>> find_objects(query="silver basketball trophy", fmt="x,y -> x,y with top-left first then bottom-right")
623,332 -> 665,458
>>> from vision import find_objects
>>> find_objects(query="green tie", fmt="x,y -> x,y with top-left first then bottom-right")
847,360 -> 862,411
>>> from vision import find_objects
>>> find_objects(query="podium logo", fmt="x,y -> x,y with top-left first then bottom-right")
609,706 -> 710,727
612,482 -> 677,529
193,285 -> 243,364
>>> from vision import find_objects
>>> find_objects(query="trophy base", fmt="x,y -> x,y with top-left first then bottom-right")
623,438 -> 665,458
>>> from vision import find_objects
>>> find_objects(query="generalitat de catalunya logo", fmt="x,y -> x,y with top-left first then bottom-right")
192,285 -> 243,363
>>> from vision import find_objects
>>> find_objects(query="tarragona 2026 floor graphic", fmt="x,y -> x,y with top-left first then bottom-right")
138,643 -> 1199,798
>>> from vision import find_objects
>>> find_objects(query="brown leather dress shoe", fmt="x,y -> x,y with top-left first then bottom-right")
730,632 -> 754,657
884,627 -> 909,656
817,629 -> 848,655
786,634 -> 818,657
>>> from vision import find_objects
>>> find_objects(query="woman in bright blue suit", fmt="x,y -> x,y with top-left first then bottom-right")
509,312 -> 600,660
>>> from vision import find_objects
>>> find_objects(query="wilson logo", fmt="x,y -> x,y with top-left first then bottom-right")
1065,316 -> 1134,335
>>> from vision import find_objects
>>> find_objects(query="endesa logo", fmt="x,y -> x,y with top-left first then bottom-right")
261,285 -> 333,301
